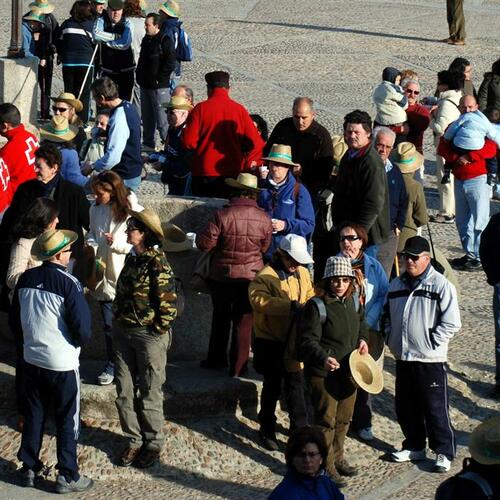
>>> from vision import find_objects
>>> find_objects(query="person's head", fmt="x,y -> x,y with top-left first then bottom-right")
343,110 -> 372,150
382,67 -> 401,85
158,0 -> 180,20
164,96 -> 192,128
172,85 -> 194,105
263,144 -> 297,184
95,109 -> 110,131
373,126 -> 396,164
205,71 -> 230,95
449,57 -> 472,81
250,114 -> 269,141
492,58 -> 500,77
484,107 -> 500,124
51,92 -> 83,122
107,0 -> 124,23
459,95 -> 479,114
34,144 -> 61,183
70,0 -> 93,22
437,70 -> 464,93
125,209 -> 164,251
323,256 -> 355,299
468,417 -> 500,468
337,221 -> 368,260
402,78 -> 421,105
292,97 -> 315,133
400,236 -> 431,278
31,229 -> 78,268
91,77 -> 120,108
144,12 -> 160,35
0,103 -> 21,136
225,174 -> 261,200
13,197 -> 59,240
123,0 -> 143,17
277,234 -> 314,273
23,8 -> 46,31
400,69 -> 418,82
91,0 -> 105,15
91,171 -> 130,222
285,427 -> 328,478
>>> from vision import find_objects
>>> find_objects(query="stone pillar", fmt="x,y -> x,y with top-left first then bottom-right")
0,57 -> 39,127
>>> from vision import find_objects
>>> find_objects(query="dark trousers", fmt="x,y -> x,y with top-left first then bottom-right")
207,280 -> 253,376
102,70 -> 135,101
494,284 -> 500,383
18,362 -> 80,481
38,58 -> 54,120
446,0 -> 466,41
191,176 -> 232,199
395,360 -> 456,460
63,66 -> 93,124
377,231 -> 399,278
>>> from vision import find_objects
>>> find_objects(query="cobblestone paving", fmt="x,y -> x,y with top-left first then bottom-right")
1,0 -> 500,498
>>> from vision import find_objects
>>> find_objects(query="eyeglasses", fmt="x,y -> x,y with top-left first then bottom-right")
296,452 -> 322,460
340,235 -> 361,242
330,277 -> 352,284
401,253 -> 421,262
125,226 -> 140,233
405,89 -> 420,95
52,106 -> 70,113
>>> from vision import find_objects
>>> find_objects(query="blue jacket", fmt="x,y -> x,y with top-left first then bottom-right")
60,147 -> 88,187
56,17 -> 95,67
10,261 -> 91,371
268,469 -> 344,500
386,161 -> 408,230
259,174 -> 315,259
445,109 -> 500,150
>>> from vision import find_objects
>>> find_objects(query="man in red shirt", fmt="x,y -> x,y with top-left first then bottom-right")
182,71 -> 264,198
402,79 -> 430,156
0,103 -> 39,195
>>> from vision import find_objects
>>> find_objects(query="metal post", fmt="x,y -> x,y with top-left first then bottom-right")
7,0 -> 24,58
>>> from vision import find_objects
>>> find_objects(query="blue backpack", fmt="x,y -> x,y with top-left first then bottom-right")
176,24 -> 192,62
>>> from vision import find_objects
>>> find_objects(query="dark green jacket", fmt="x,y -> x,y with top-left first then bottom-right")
299,294 -> 368,378
332,143 -> 391,246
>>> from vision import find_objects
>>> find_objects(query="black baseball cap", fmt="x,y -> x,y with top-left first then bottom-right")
402,236 -> 430,256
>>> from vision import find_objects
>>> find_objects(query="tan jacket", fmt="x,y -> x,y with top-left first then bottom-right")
6,237 -> 41,296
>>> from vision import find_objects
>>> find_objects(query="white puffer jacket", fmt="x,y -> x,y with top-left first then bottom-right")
373,81 -> 408,125
430,89 -> 462,138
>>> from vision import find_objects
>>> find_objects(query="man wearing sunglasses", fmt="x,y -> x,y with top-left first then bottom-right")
403,79 -> 430,155
384,236 -> 461,474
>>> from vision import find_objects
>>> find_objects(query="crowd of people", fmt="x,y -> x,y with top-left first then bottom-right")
0,0 -> 499,496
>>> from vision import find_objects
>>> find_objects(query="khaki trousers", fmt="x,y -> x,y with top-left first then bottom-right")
435,133 -> 455,216
446,0 -> 466,41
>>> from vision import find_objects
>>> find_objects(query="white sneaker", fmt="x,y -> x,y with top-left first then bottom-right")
390,448 -> 426,462
358,427 -> 374,441
97,362 -> 114,386
434,453 -> 451,473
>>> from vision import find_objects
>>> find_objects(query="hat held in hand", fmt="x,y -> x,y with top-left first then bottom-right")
349,350 -> 384,394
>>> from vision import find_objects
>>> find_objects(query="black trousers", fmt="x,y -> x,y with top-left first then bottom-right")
395,360 -> 456,460
38,58 -> 54,120
63,66 -> 93,124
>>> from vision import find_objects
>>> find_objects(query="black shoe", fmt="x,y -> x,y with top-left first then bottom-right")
19,467 -> 37,488
450,255 -> 471,270
326,466 -> 348,488
259,431 -> 279,451
335,458 -> 358,477
441,173 -> 451,184
488,385 -> 500,399
200,359 -> 227,370
55,474 -> 94,494
463,259 -> 481,271
134,447 -> 161,469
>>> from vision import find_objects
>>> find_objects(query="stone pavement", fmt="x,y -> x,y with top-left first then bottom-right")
0,0 -> 500,498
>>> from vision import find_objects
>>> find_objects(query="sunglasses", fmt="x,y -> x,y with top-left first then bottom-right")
52,106 -> 70,113
405,89 -> 420,95
401,253 -> 421,262
340,235 -> 361,242
330,277 -> 352,284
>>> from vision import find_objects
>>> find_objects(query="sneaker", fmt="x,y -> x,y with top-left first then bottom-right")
259,431 -> 279,451
335,458 -> 358,477
358,427 -> 374,441
463,259 -> 481,272
434,453 -> 451,473
97,362 -> 114,385
390,448 -> 426,462
450,255 -> 470,268
429,214 -> 455,224
55,474 -> 94,494
19,466 -> 38,488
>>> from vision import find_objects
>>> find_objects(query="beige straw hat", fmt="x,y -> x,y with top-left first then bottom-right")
129,209 -> 164,239
51,92 -> 84,113
40,116 -> 78,143
29,0 -> 54,14
162,96 -> 193,111
159,0 -> 180,18
349,350 -> 384,395
262,144 -> 299,168
163,223 -> 192,252
393,142 -> 424,174
31,229 -> 78,261
225,173 -> 262,192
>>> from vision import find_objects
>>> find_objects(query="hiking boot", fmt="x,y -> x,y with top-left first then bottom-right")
97,362 -> 114,386
357,427 -> 374,441
259,431 -> 279,451
429,214 -> 455,224
55,474 -> 94,494
390,448 -> 426,462
119,446 -> 142,467
134,447 -> 161,469
326,466 -> 347,488
434,453 -> 451,473
335,458 -> 358,477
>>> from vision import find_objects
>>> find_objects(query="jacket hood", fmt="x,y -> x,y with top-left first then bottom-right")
439,89 -> 462,103
382,67 -> 400,84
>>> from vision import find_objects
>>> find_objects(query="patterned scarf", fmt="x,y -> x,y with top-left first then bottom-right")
350,251 -> 366,306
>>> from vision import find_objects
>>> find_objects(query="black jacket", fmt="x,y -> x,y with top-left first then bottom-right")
332,143 -> 391,246
136,32 -> 176,89
479,212 -> 500,285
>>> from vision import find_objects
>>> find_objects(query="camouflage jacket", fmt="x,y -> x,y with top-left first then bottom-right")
113,247 -> 177,335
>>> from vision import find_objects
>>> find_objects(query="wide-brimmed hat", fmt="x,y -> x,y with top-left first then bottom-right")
93,0 -> 106,4
349,350 -> 384,395
51,92 -> 83,113
29,0 -> 54,14
393,142 -> 424,174
262,144 -> 299,168
108,0 -> 125,9
225,173 -> 261,193
162,96 -> 193,111
129,208 -> 164,239
159,0 -> 180,17
163,223 -> 192,252
24,7 -> 46,23
31,229 -> 78,261
279,234 -> 314,265
323,256 -> 355,280
40,116 -> 78,143
469,417 -> 500,465
333,139 -> 348,166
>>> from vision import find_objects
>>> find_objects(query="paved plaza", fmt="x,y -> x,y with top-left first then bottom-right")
0,0 -> 500,497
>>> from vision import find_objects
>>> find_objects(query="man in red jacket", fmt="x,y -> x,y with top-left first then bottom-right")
182,71 -> 265,198
0,103 -> 38,195
403,79 -> 430,156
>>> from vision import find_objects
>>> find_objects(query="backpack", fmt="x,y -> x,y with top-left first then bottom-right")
176,25 -> 192,62
310,293 -> 360,324
436,471 -> 495,500
315,188 -> 334,233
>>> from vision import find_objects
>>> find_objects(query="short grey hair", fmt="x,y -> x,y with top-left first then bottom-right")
373,126 -> 396,144
293,96 -> 314,111
402,78 -> 420,89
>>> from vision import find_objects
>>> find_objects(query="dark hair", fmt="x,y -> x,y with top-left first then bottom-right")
336,221 -> 369,249
146,12 -> 160,25
491,58 -> 500,77
437,70 -> 464,91
249,114 -> 269,141
484,107 -> 500,124
285,427 -> 328,471
127,217 -> 162,248
70,0 -> 93,21
230,188 -> 259,201
35,143 -> 62,168
123,0 -> 144,17
91,77 -> 119,100
91,171 -> 131,223
0,103 -> 21,127
448,57 -> 471,74
343,109 -> 372,134
12,198 -> 59,240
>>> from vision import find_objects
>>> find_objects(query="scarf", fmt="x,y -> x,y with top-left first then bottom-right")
350,251 -> 366,306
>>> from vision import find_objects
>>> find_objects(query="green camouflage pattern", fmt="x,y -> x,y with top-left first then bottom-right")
113,247 -> 177,335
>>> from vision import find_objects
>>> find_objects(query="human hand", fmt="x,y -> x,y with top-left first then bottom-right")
324,356 -> 341,371
394,227 -> 401,236
104,232 -> 113,246
40,59 -> 47,67
457,155 -> 471,166
81,161 -> 93,176
358,340 -> 369,355
272,219 -> 286,232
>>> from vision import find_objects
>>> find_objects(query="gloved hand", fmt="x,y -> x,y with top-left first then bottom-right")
441,171 -> 451,185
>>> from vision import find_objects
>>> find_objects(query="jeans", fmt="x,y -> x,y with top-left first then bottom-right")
454,174 -> 490,260
123,176 -> 142,192
140,87 -> 170,147
494,284 -> 500,384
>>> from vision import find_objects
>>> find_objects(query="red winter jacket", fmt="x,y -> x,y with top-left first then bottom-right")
181,88 -> 265,177
196,198 -> 272,281
437,137 -> 497,180
0,125 -> 39,193
0,158 -> 12,213
406,103 -> 430,154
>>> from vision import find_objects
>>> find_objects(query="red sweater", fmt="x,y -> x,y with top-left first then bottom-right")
181,88 -> 265,177
437,137 -> 498,180
406,103 -> 430,154
0,125 -> 39,194
0,158 -> 12,213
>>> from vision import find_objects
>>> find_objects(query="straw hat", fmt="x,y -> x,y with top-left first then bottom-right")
469,417 -> 500,465
129,208 -> 164,239
29,0 -> 54,14
163,223 -> 192,252
225,173 -> 262,193
349,350 -> 384,395
24,7 -> 46,23
262,144 -> 299,168
159,0 -> 180,18
40,116 -> 78,143
393,142 -> 424,174
31,229 -> 78,261
51,92 -> 84,113
323,256 -> 355,280
162,96 -> 193,111
333,140 -> 348,166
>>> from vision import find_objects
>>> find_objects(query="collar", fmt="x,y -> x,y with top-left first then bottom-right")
208,87 -> 229,99
42,173 -> 60,194
42,261 -> 66,271
268,175 -> 289,188
385,158 -> 393,173
347,143 -> 370,159
4,124 -> 26,141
